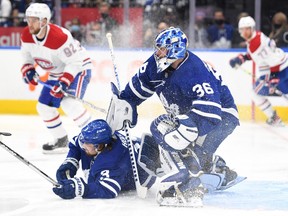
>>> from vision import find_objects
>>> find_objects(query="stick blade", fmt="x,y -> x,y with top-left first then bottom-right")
0,132 -> 12,136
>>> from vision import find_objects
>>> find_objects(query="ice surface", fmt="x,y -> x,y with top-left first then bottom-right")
0,115 -> 288,216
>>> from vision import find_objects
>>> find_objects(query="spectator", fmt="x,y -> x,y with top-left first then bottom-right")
207,9 -> 234,48
143,21 -> 169,48
8,8 -> 26,27
0,0 -> 12,26
269,12 -> 288,47
157,21 -> 169,32
67,17 -> 84,43
11,0 -> 27,17
193,11 -> 210,48
98,2 -> 117,34
232,12 -> 250,48
85,21 -> 103,46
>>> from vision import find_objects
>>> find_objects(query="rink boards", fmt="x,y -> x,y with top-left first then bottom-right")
0,47 -> 287,122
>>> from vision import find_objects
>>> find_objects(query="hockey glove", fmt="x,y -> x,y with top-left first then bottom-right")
229,54 -> 246,68
56,157 -> 79,183
21,64 -> 39,85
269,77 -> 280,95
53,177 -> 87,199
150,114 -> 198,151
50,72 -> 74,98
106,82 -> 138,132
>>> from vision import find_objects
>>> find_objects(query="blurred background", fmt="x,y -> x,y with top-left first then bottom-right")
1,0 -> 288,48
1,0 -> 288,122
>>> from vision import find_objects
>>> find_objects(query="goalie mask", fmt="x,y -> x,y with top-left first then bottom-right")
154,27 -> 188,73
79,119 -> 112,148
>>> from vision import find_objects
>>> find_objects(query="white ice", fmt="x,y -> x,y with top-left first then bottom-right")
0,114 -> 288,216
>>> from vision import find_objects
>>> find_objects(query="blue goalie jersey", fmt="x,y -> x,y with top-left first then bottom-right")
65,132 -> 154,199
121,50 -> 239,136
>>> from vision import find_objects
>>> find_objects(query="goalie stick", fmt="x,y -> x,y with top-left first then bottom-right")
106,32 -> 148,199
38,80 -> 107,114
0,132 -> 60,187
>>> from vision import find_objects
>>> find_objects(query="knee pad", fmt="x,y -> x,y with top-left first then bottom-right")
61,97 -> 91,127
36,102 -> 59,120
150,114 -> 198,151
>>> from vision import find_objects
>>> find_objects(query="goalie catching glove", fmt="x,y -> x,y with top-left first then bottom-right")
150,114 -> 198,151
106,82 -> 138,132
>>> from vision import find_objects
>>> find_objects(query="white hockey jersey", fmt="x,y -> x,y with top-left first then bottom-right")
246,31 -> 288,76
20,24 -> 92,80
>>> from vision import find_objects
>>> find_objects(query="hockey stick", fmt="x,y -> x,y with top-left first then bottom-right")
0,132 -> 60,187
106,32 -> 148,198
236,65 -> 252,76
237,66 -> 285,97
38,80 -> 107,114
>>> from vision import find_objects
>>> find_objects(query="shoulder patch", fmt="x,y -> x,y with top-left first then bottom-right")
21,27 -> 34,43
44,24 -> 68,49
249,31 -> 261,53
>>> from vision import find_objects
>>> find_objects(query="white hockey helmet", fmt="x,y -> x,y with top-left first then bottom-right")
25,3 -> 51,23
238,16 -> 256,29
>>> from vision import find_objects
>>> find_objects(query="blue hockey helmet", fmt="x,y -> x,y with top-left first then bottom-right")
79,119 -> 112,147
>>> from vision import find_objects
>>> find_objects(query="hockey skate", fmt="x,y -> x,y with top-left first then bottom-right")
156,185 -> 204,207
200,155 -> 246,192
211,155 -> 238,187
266,111 -> 285,127
42,135 -> 69,154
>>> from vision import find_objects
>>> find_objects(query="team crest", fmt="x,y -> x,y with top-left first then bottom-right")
159,93 -> 179,116
34,58 -> 56,70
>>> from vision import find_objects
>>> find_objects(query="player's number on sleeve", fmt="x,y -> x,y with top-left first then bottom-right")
192,83 -> 214,97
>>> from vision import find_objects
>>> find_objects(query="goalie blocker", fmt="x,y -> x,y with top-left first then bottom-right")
106,82 -> 138,132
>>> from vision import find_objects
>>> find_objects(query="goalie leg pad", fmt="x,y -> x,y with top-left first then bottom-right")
138,133 -> 161,176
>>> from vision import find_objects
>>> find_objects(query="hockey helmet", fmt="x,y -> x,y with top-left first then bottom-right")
25,3 -> 51,23
79,119 -> 112,147
238,16 -> 256,29
154,27 -> 188,61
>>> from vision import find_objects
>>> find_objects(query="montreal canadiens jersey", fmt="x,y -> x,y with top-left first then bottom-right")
65,132 -> 151,199
20,24 -> 92,80
121,50 -> 239,136
246,31 -> 288,76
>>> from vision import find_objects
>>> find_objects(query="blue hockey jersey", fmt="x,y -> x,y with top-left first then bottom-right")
121,50 -> 239,136
65,132 -> 153,199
